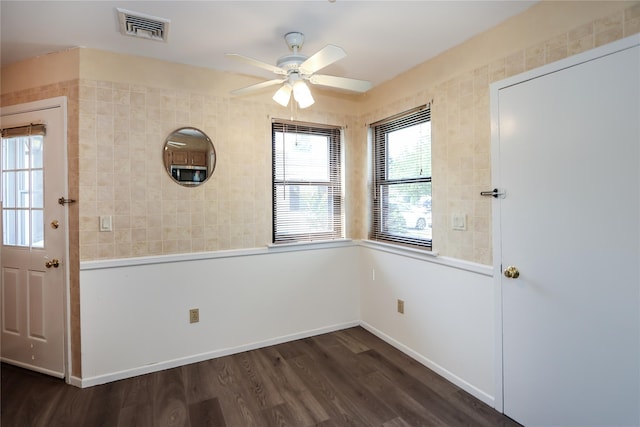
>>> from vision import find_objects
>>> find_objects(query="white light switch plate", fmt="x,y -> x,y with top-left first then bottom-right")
452,213 -> 466,231
99,215 -> 112,232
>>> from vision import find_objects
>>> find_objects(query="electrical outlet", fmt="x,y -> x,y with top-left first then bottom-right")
189,308 -> 199,323
397,299 -> 405,314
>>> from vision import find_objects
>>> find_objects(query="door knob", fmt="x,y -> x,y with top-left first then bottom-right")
504,265 -> 520,279
45,259 -> 60,268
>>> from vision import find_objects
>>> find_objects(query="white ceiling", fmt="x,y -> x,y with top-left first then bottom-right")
1,1 -> 536,89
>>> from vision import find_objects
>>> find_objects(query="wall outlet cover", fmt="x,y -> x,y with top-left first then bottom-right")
189,308 -> 199,323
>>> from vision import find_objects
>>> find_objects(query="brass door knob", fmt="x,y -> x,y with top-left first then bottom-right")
504,266 -> 520,279
45,259 -> 60,268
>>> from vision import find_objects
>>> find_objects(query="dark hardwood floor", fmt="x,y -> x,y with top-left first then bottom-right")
1,326 -> 520,426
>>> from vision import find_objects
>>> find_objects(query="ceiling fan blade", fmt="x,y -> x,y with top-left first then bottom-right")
225,53 -> 286,75
231,79 -> 285,95
309,74 -> 372,93
299,45 -> 346,75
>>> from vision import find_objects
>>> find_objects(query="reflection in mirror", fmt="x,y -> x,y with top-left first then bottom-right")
163,127 -> 216,186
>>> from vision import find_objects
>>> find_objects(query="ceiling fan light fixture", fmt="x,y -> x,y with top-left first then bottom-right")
293,80 -> 314,109
273,84 -> 292,107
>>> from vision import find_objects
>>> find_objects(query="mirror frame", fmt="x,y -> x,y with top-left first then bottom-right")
163,127 -> 216,187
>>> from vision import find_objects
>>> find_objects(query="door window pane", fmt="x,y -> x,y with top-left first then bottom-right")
31,170 -> 43,208
2,171 -> 16,207
1,135 -> 45,248
31,209 -> 44,248
17,171 -> 30,208
30,138 -> 43,169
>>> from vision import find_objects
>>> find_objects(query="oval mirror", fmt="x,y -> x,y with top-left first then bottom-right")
163,127 -> 216,186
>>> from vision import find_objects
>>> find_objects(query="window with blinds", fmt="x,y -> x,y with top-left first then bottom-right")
370,105 -> 432,249
272,120 -> 343,243
1,124 -> 46,248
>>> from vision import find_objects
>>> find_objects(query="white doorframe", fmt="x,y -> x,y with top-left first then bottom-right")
489,34 -> 640,413
0,96 -> 71,382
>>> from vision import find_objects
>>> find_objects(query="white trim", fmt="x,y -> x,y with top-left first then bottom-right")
0,97 -> 67,116
489,34 -> 640,414
360,239 -> 493,277
360,321 -> 494,407
68,376 -> 83,388
359,238 -> 439,258
81,239 -> 356,270
80,239 -> 492,276
266,238 -> 353,251
1,96 -> 71,383
79,320 -> 359,388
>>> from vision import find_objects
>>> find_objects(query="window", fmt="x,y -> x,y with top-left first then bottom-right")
370,105 -> 432,248
272,120 -> 343,243
1,124 -> 46,248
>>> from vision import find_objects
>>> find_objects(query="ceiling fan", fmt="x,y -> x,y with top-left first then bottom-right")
226,32 -> 372,109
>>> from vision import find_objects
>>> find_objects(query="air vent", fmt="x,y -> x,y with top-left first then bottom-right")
117,8 -> 170,42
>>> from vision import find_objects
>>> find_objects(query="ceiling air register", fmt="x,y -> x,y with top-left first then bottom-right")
117,8 -> 170,42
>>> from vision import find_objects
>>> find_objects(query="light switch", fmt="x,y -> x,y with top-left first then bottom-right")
452,213 -> 466,231
99,215 -> 112,232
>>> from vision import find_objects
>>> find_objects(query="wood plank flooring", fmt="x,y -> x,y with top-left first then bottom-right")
1,326 -> 521,426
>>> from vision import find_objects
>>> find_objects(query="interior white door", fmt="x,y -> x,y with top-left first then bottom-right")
1,100 -> 67,378
496,41 -> 640,426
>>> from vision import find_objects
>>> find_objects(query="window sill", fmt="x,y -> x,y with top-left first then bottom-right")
360,239 -> 438,258
267,238 -> 354,252
359,239 -> 492,277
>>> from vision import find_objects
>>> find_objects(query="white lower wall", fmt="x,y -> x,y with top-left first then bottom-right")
359,241 -> 495,405
79,241 -> 496,407
79,243 -> 360,386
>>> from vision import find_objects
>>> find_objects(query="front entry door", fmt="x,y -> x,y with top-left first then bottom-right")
495,40 -> 639,425
1,98 -> 67,378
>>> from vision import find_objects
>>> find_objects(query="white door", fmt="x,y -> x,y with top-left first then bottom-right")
494,39 -> 640,426
1,98 -> 68,378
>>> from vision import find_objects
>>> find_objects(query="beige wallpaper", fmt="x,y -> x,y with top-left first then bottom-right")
77,79 -> 357,260
3,2 -> 639,267
356,1 -> 640,265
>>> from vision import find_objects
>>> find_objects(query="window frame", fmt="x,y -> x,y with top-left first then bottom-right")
370,105 -> 432,249
272,120 -> 343,244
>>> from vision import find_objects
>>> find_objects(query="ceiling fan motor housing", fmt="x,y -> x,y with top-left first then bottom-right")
277,54 -> 308,72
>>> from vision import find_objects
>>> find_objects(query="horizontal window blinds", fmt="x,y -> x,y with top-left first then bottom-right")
371,105 -> 432,248
272,121 -> 343,243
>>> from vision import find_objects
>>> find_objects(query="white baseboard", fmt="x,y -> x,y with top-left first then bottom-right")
359,321 -> 495,407
79,320 -> 360,388
67,375 -> 83,387
77,318 -> 495,408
